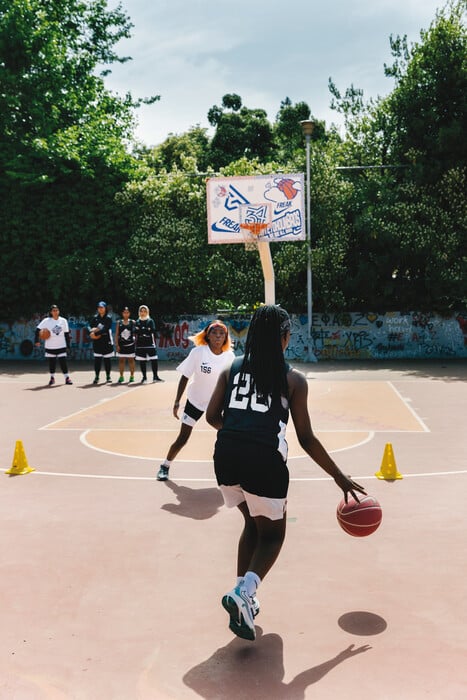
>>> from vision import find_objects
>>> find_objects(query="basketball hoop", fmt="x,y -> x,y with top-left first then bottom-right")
240,222 -> 268,252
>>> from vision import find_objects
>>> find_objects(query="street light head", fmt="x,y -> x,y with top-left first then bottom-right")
300,119 -> 315,137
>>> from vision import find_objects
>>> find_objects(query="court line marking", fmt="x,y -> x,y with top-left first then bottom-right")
2,469 -> 466,481
387,381 -> 430,432
33,379 -> 432,472
78,429 -> 376,461
39,395 -> 122,430
46,427 -> 427,433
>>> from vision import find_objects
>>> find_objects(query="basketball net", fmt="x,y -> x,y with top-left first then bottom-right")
240,222 -> 268,251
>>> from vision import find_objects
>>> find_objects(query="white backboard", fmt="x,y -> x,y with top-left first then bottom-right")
207,173 -> 305,244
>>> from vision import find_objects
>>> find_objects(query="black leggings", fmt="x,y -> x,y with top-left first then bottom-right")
49,356 -> 68,375
140,359 -> 159,379
94,357 -> 111,376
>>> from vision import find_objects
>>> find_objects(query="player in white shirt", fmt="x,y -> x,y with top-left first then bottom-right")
157,320 -> 235,481
35,304 -> 72,385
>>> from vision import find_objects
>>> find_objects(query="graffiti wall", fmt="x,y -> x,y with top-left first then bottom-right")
0,311 -> 466,362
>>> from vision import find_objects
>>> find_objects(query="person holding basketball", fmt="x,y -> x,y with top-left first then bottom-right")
35,304 -> 72,385
157,320 -> 235,481
206,304 -> 366,641
88,301 -> 114,384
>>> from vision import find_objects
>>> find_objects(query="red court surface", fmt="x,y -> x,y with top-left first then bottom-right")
1,359 -> 466,700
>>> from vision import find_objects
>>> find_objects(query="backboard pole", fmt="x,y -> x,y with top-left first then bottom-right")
257,241 -> 275,304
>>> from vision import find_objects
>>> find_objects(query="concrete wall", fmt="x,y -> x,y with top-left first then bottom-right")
1,311 -> 466,362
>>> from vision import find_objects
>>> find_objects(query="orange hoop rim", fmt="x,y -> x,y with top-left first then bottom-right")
239,222 -> 268,236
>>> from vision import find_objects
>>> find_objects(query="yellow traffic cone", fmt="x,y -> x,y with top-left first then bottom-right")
5,440 -> 35,476
375,443 -> 403,480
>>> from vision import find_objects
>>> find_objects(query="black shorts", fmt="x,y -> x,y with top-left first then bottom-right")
135,347 -> 157,361
182,399 -> 204,423
214,435 -> 289,499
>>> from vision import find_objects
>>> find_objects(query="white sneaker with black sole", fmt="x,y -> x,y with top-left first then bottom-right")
222,585 -> 256,641
157,465 -> 169,481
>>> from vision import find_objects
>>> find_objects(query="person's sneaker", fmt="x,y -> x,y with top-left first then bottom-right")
65,377 -> 73,385
48,376 -> 55,386
222,586 -> 256,641
129,376 -> 135,383
93,376 -> 99,385
157,465 -> 169,481
106,375 -> 112,383
141,377 -> 147,384
118,376 -> 124,383
153,376 -> 164,382
251,595 -> 260,618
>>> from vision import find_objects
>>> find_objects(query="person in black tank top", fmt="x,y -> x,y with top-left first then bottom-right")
115,306 -> 136,383
207,305 -> 366,642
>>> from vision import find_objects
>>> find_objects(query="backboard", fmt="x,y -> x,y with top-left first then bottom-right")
207,173 -> 305,245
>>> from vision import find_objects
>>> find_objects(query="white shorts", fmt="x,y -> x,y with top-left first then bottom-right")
219,484 -> 287,521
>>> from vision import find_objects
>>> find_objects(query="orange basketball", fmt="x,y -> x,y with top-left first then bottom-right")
336,495 -> 382,537
39,328 -> 51,340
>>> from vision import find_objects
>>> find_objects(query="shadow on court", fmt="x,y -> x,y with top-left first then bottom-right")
161,480 -> 224,520
183,627 -> 371,700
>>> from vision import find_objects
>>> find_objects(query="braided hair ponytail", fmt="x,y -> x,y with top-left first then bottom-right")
241,305 -> 290,399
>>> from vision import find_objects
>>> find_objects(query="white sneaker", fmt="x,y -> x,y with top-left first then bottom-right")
222,585 -> 256,641
251,595 -> 260,618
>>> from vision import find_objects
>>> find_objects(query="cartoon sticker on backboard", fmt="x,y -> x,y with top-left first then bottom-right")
207,174 -> 305,244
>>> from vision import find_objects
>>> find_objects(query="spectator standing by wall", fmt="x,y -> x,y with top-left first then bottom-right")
115,306 -> 136,383
88,301 -> 114,384
134,305 -> 162,383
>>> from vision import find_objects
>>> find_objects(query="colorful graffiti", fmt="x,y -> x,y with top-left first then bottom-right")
0,311 -> 466,362
310,311 -> 467,360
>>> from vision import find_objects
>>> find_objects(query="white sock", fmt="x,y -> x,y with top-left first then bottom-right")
243,571 -> 261,597
162,460 -> 171,468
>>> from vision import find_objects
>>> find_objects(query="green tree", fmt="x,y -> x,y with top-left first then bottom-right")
0,0 -> 158,181
327,1 -> 467,311
273,97 -> 328,163
142,126 -> 211,173
384,0 -> 467,181
207,94 -> 274,170
0,0 -> 154,319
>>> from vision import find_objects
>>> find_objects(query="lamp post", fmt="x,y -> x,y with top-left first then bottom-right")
300,118 -> 317,362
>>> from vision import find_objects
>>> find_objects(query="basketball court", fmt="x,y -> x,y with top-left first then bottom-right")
1,359 -> 466,699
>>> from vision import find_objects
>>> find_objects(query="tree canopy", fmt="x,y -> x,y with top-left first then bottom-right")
0,0 -> 158,182
0,0 -> 465,320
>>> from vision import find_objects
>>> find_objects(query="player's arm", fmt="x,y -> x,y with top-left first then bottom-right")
206,368 -> 229,430
115,322 -> 120,351
34,327 -> 41,345
173,375 -> 189,418
288,369 -> 366,502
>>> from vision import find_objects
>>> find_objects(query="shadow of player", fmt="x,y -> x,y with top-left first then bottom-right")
160,479 -> 224,520
25,384 -> 60,391
183,626 -> 371,699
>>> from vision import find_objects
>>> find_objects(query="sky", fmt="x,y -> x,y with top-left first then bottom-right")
103,0 -> 444,148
